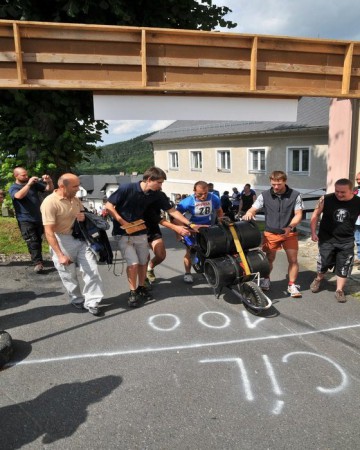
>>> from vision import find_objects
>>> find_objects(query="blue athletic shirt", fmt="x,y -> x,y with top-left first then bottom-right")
176,193 -> 220,225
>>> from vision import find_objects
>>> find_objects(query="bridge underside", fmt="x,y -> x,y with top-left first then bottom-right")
0,20 -> 360,99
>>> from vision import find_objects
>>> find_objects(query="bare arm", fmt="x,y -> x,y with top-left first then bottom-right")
42,174 -> 54,192
168,207 -> 209,231
310,196 -> 324,242
159,217 -> 191,237
242,206 -> 258,221
14,177 -> 39,199
104,201 -> 131,228
44,224 -> 72,265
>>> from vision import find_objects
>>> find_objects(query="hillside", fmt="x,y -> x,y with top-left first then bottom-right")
76,132 -> 154,174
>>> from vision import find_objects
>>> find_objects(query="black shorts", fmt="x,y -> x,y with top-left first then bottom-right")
318,240 -> 354,278
147,224 -> 162,243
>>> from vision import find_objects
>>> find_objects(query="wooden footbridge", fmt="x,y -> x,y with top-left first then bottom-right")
0,19 -> 360,98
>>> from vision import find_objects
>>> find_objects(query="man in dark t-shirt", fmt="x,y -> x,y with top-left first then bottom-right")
310,178 -> 360,302
105,167 -> 197,307
9,167 -> 54,272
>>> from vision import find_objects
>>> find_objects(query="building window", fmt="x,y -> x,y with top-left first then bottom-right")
248,148 -> 266,172
217,150 -> 231,171
190,151 -> 202,170
287,147 -> 310,173
168,151 -> 179,170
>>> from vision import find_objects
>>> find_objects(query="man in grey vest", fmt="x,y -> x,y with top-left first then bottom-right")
243,171 -> 304,297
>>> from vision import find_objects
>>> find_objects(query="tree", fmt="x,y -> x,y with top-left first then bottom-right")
0,0 -> 236,186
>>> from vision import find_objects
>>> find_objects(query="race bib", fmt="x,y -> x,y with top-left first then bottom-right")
194,200 -> 212,216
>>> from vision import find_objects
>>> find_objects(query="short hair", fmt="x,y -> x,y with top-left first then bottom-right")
244,183 -> 251,188
58,173 -> 77,187
335,178 -> 353,189
207,183 -> 214,187
143,166 -> 167,181
223,190 -> 229,195
270,170 -> 287,182
194,181 -> 208,191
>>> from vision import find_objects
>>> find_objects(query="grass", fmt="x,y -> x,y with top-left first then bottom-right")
0,216 -> 49,255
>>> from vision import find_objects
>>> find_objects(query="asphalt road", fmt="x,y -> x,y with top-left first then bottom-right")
1,228 -> 360,449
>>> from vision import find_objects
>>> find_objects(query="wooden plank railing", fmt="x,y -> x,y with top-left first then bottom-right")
0,19 -> 360,97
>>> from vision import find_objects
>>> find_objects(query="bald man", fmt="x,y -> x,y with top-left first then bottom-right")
9,167 -> 53,272
41,174 -> 104,316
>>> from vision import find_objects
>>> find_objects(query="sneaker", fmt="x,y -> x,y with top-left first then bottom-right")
287,284 -> 302,298
184,273 -> 194,283
34,262 -> 44,273
87,306 -> 100,316
128,290 -> 141,308
144,278 -> 152,289
260,278 -> 270,291
147,268 -> 156,283
71,301 -> 85,310
310,278 -> 322,293
335,290 -> 347,303
136,285 -> 153,301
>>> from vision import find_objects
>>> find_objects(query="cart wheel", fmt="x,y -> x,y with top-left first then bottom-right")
241,281 -> 268,309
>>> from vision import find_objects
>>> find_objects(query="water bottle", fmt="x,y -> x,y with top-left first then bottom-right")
183,235 -> 194,247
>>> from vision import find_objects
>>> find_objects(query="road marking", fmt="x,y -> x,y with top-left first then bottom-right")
200,357 -> 254,401
282,351 -> 348,394
148,314 -> 181,331
11,323 -> 360,366
198,311 -> 231,329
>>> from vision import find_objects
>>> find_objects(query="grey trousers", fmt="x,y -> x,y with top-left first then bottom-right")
51,234 -> 104,308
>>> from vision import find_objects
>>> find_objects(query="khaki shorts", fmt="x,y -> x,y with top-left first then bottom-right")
115,234 -> 149,266
262,231 -> 299,252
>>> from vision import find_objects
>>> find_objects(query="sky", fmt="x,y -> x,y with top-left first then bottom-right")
100,0 -> 360,146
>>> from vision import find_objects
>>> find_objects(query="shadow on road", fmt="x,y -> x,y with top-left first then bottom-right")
0,375 -> 122,449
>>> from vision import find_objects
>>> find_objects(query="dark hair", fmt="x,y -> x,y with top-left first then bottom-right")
335,178 -> 353,189
143,166 -> 167,181
194,181 -> 208,191
223,190 -> 229,195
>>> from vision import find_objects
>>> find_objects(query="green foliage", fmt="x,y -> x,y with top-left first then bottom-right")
0,1 -> 236,30
76,132 -> 154,174
0,216 -> 49,254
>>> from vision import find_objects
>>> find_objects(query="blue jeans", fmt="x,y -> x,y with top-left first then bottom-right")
355,225 -> 360,259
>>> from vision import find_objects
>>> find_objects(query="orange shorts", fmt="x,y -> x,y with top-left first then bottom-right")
262,231 -> 299,252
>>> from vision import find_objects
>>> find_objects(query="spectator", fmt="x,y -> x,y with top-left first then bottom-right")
230,187 -> 241,215
310,178 -> 360,303
243,171 -> 304,298
105,167 -> 200,307
9,167 -> 54,273
176,181 -> 223,283
0,189 -> 4,204
41,173 -> 104,316
354,172 -> 360,265
174,194 -> 182,205
239,183 -> 257,215
207,183 -> 220,198
220,191 -> 233,219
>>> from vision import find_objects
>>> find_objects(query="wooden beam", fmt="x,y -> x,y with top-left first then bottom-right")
250,36 -> 258,91
12,22 -> 24,84
342,42 -> 354,94
141,29 -> 147,87
0,19 -> 360,98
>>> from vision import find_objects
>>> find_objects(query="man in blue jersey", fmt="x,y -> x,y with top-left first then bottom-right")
176,180 -> 223,283
105,167 -> 197,306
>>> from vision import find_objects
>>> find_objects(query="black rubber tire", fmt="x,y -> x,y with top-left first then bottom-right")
241,281 -> 268,309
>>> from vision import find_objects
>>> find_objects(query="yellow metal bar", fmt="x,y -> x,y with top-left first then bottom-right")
228,223 -> 251,276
